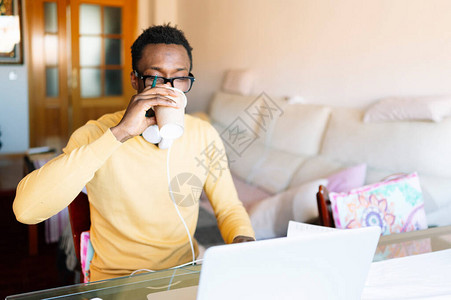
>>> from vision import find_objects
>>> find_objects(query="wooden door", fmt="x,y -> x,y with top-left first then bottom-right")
26,0 -> 69,149
69,0 -> 136,131
26,0 -> 136,149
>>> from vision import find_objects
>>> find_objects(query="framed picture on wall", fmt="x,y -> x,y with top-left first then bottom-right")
0,0 -> 23,64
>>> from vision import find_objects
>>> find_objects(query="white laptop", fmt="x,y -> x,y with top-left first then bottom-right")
197,225 -> 381,300
148,224 -> 381,300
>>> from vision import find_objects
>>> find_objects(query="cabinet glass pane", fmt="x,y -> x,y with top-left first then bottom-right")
46,67 -> 59,97
80,36 -> 101,66
80,68 -> 101,98
44,2 -> 58,33
44,34 -> 59,66
105,38 -> 121,65
105,70 -> 123,96
104,7 -> 122,34
80,4 -> 101,34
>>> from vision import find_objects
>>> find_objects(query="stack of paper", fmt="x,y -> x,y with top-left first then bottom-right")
363,248 -> 451,299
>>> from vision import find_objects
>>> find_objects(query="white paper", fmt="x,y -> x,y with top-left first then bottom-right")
286,220 -> 338,237
362,248 -> 451,299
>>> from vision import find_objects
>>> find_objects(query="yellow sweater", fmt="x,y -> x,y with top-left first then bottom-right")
13,112 -> 255,281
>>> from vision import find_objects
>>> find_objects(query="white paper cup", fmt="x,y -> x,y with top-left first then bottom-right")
154,87 -> 187,140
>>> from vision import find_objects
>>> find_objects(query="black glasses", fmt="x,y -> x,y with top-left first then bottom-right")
134,71 -> 195,93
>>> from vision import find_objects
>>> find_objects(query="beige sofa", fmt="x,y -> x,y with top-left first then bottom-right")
205,91 -> 451,236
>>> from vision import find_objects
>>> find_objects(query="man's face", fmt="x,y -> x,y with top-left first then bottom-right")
131,43 -> 191,93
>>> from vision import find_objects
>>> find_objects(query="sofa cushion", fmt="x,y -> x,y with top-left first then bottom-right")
427,202 -> 451,227
248,148 -> 308,194
321,107 -> 451,178
364,95 -> 451,123
289,156 -> 347,188
209,92 -> 261,134
227,141 -> 268,182
213,122 -> 308,195
268,104 -> 331,156
208,91 -> 451,228
210,91 -> 286,139
212,119 -> 304,194
213,121 -> 268,182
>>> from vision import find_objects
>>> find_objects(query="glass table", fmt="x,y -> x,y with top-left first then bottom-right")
374,225 -> 451,261
7,225 -> 451,299
7,265 -> 202,299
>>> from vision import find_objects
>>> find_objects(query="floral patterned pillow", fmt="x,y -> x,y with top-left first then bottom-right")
329,172 -> 427,235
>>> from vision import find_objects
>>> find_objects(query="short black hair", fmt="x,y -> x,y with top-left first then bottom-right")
131,24 -> 193,72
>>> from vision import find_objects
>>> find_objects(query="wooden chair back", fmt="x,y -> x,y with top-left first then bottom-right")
316,185 -> 335,228
67,192 -> 91,265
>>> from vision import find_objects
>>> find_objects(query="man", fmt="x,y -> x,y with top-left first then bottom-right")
13,24 -> 255,281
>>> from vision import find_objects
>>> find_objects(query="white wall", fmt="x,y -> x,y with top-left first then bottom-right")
0,65 -> 29,154
138,0 -> 178,32
177,0 -> 451,112
3,1 -> 451,152
0,0 -> 29,155
137,0 -> 153,32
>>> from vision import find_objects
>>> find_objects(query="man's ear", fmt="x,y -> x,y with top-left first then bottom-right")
130,71 -> 139,91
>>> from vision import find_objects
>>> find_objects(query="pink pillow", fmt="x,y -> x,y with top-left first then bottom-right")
327,163 -> 367,193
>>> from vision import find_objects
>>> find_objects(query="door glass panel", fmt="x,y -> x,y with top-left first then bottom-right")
44,2 -> 58,33
80,4 -> 101,34
44,2 -> 59,98
104,6 -> 122,34
46,67 -> 59,97
44,35 -> 59,66
105,69 -> 123,96
78,3 -> 125,100
80,68 -> 101,98
105,38 -> 121,65
80,36 -> 101,66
